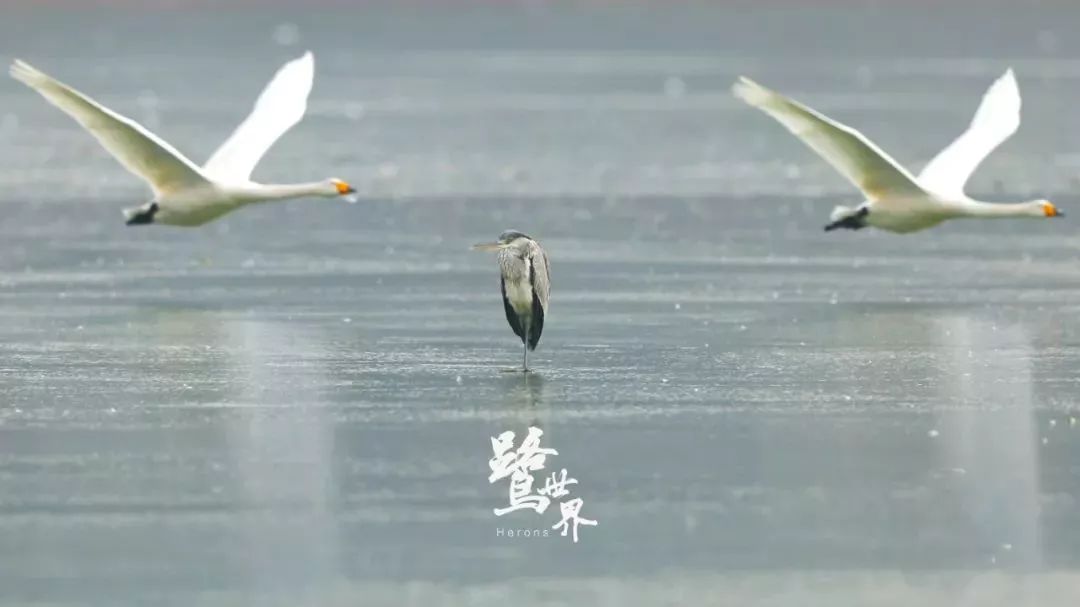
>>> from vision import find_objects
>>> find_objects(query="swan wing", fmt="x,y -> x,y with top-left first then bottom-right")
9,59 -> 209,197
202,51 -> 315,182
917,68 -> 1021,199
733,76 -> 926,201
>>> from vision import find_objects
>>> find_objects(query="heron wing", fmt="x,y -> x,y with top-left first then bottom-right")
202,51 -> 315,182
529,244 -> 551,313
917,68 -> 1021,199
501,277 -> 526,343
9,59 -> 209,197
528,292 -> 544,351
732,76 -> 927,202
527,244 -> 550,350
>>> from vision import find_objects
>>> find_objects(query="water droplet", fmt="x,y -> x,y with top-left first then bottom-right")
273,22 -> 300,46
855,65 -> 875,87
1037,29 -> 1059,54
377,162 -> 400,179
344,103 -> 365,121
663,76 -> 687,99
928,429 -> 940,438
136,89 -> 159,109
0,113 -> 19,136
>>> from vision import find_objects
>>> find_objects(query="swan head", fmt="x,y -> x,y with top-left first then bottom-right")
1034,200 -> 1064,218
327,178 -> 356,197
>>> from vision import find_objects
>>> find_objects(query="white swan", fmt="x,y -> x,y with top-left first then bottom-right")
733,69 -> 1062,233
10,52 -> 355,226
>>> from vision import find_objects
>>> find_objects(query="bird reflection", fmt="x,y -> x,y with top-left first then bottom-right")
222,318 -> 341,589
933,314 -> 1042,570
501,370 -> 549,431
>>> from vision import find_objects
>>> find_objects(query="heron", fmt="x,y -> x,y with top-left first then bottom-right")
472,230 -> 551,372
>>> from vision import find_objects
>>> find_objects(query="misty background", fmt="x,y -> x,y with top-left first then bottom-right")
2,2 -> 1080,606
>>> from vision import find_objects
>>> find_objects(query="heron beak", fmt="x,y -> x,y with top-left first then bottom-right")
471,242 -> 503,252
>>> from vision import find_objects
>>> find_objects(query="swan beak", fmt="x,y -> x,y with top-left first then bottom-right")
1044,202 -> 1064,218
471,242 -> 503,252
335,180 -> 356,195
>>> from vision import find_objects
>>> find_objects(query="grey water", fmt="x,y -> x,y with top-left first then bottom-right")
3,2 -> 1080,605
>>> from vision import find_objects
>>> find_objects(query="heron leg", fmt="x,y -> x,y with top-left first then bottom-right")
522,318 -> 530,372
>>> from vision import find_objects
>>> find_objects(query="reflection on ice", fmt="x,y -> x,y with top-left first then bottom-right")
933,316 -> 1042,569
225,319 -> 340,589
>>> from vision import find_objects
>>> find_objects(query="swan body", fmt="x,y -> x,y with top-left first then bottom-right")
733,69 -> 1062,233
10,52 -> 355,227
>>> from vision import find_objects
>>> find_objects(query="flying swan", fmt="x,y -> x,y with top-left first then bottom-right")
733,69 -> 1062,233
10,52 -> 356,226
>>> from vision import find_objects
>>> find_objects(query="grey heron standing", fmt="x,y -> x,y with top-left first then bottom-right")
472,230 -> 551,372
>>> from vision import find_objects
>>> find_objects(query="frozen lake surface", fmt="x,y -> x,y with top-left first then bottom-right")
2,2 -> 1080,605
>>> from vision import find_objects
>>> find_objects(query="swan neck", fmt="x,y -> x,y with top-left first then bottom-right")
239,182 -> 331,203
949,199 -> 1038,218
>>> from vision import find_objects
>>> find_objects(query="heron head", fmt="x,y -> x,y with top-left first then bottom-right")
471,229 -> 531,252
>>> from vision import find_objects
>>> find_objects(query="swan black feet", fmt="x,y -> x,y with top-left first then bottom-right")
824,206 -> 869,231
124,202 -> 159,226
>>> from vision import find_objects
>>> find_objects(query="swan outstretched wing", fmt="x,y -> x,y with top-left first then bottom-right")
917,68 -> 1021,199
202,51 -> 315,183
733,76 -> 926,201
9,60 -> 208,197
